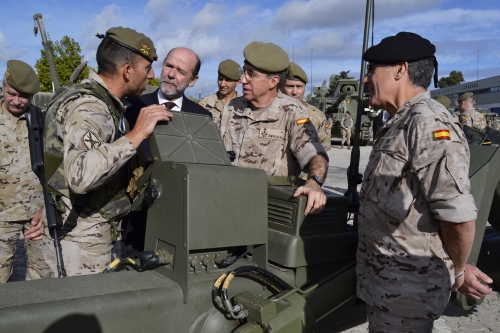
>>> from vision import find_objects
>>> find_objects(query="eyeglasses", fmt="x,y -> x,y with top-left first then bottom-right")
241,69 -> 266,82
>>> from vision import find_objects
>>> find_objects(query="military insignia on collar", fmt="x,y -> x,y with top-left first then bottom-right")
5,67 -> 10,80
433,129 -> 450,141
140,43 -> 150,56
325,123 -> 329,128
296,118 -> 310,125
84,131 -> 102,149
461,115 -> 468,121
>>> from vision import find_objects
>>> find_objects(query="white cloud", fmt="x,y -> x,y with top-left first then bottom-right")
0,31 -> 27,64
82,4 -> 124,62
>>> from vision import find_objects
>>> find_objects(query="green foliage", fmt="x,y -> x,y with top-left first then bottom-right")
35,36 -> 90,92
327,70 -> 354,97
306,92 -> 312,102
438,70 -> 465,88
148,77 -> 160,86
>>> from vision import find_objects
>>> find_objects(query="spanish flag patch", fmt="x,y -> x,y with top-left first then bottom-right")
297,118 -> 310,125
433,129 -> 450,141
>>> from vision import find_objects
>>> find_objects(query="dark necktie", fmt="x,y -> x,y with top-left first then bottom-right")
163,101 -> 177,110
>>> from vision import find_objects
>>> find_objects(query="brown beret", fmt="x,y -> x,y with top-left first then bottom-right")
4,60 -> 40,95
287,62 -> 308,83
218,59 -> 242,81
457,92 -> 473,102
435,95 -> 451,109
243,42 -> 289,73
97,27 -> 157,63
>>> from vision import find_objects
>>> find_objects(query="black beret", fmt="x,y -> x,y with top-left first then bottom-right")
362,32 -> 435,63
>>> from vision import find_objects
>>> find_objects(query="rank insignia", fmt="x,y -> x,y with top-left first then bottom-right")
140,43 -> 150,56
296,118 -> 310,125
84,131 -> 102,149
433,129 -> 450,141
325,123 -> 329,128
5,67 -> 9,80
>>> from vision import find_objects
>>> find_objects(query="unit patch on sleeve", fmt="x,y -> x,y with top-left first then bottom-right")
84,131 -> 102,149
433,129 -> 451,141
259,128 -> 285,140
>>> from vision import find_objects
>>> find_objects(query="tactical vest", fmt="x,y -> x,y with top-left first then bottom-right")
44,81 -> 131,236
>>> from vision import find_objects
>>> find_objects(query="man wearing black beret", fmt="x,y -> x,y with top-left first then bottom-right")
356,32 -> 491,331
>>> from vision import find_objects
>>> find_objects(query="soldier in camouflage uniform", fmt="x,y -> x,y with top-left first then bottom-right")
457,92 -> 486,131
220,42 -> 328,215
340,111 -> 353,149
199,59 -> 241,127
358,32 -> 479,332
41,27 -> 173,277
0,60 -> 50,282
280,62 -> 331,152
490,114 -> 500,131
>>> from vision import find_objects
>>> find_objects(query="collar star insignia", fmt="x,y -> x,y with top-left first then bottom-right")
140,43 -> 150,56
84,131 -> 102,149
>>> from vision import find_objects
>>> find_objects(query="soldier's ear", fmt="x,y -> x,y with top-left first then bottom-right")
122,64 -> 133,81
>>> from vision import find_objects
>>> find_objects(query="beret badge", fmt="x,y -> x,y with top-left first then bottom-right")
140,43 -> 150,56
5,67 -> 10,80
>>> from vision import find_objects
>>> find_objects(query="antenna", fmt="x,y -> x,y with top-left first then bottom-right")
310,48 -> 313,96
476,49 -> 479,96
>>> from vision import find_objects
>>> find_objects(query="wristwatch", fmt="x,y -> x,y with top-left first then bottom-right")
307,175 -> 324,186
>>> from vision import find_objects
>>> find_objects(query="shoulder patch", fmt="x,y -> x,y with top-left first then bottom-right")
297,118 -> 310,125
84,131 -> 102,149
433,129 -> 450,141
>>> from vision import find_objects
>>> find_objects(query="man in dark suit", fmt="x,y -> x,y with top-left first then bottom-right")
122,47 -> 211,252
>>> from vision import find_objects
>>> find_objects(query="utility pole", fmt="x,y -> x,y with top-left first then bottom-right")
33,13 -> 61,91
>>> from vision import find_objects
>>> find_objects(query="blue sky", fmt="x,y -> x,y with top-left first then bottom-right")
1,0 -> 499,98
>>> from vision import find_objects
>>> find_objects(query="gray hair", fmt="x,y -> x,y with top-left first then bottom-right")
407,57 -> 434,89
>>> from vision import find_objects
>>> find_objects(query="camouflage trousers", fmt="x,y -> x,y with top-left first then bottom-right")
0,220 -> 51,283
341,128 -> 351,145
367,305 -> 434,333
42,236 -> 113,277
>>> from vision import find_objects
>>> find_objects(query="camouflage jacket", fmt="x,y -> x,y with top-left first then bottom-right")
199,91 -> 239,127
357,92 -> 477,319
220,91 -> 327,177
459,108 -> 486,131
0,99 -> 44,221
491,120 -> 500,131
342,117 -> 353,130
304,102 -> 331,151
42,71 -> 136,242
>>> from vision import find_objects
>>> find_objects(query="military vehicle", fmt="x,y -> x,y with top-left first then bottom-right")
2,1 -> 500,332
310,86 -> 335,113
324,79 -> 373,146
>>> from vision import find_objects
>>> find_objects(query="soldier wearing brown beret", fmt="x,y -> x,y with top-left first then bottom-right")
358,31 -> 491,332
280,62 -> 331,152
42,27 -> 174,277
457,92 -> 486,131
0,60 -> 50,282
199,59 -> 242,127
219,42 -> 329,215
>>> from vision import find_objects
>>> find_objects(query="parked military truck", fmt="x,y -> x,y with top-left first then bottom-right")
324,79 -> 373,146
310,86 -> 335,113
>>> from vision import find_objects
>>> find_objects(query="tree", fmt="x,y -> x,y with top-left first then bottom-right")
35,36 -> 90,92
327,70 -> 354,97
306,92 -> 312,102
148,77 -> 160,86
438,70 -> 464,88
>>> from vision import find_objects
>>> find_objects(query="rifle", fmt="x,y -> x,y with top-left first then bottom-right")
25,104 -> 67,278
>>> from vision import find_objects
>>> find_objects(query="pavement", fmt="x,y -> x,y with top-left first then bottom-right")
10,138 -> 500,332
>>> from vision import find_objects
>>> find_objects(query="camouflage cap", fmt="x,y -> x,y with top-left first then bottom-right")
97,27 -> 157,63
218,59 -> 242,81
4,60 -> 40,95
243,42 -> 289,73
457,92 -> 473,102
287,62 -> 308,83
435,95 -> 451,109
